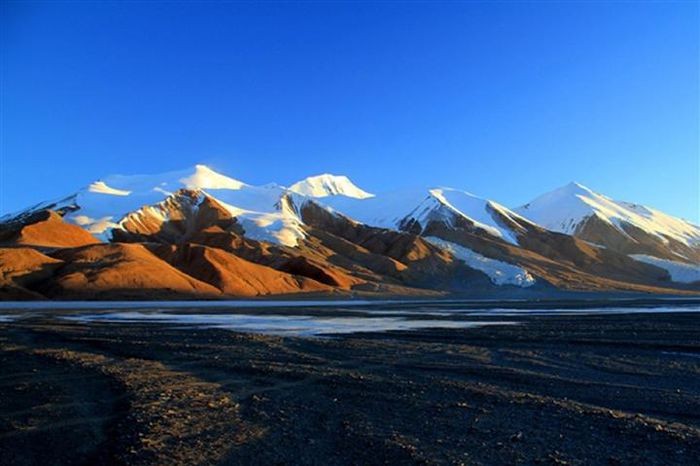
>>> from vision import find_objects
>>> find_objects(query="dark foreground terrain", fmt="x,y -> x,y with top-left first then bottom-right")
1,307 -> 699,465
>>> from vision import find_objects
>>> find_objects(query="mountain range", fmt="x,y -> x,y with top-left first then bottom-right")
1,164 -> 698,300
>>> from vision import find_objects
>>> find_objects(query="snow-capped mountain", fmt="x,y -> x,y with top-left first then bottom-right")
516,182 -> 700,245
516,182 -> 700,263
2,166 -> 382,247
318,187 -> 532,245
288,174 -> 374,199
2,166 -> 698,300
2,165 -> 307,246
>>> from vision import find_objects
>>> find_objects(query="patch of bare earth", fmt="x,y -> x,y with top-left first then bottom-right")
1,336 -> 263,466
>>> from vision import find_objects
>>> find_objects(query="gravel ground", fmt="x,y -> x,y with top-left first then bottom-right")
1,307 -> 699,465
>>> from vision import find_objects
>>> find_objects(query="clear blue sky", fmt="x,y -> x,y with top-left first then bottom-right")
1,1 -> 698,221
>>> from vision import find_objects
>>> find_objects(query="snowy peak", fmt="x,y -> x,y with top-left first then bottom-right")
421,188 -> 526,244
562,181 -> 593,194
180,164 -> 247,190
5,163 -> 698,263
288,174 -> 373,199
516,182 -> 600,234
92,164 -> 247,196
316,186 -> 528,245
4,165 -> 700,295
516,182 -> 700,247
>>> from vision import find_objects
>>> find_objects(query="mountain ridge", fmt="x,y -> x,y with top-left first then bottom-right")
1,165 -> 698,299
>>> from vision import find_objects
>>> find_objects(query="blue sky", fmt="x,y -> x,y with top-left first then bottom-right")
1,1 -> 698,221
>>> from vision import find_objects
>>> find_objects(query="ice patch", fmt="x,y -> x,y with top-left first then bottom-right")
211,187 -> 307,247
63,311 -> 516,336
425,237 -> 535,287
630,255 -> 700,283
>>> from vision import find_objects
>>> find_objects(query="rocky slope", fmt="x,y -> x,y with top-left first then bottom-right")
1,165 -> 697,300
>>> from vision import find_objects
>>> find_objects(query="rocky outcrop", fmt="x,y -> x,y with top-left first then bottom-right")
111,190 -> 243,244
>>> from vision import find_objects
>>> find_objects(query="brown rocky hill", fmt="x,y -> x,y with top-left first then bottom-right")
148,243 -> 334,296
0,203 -> 696,300
0,210 -> 99,249
0,247 -> 63,299
42,243 -> 222,300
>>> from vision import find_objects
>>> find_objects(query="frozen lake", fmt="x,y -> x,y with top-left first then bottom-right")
2,297 -> 698,337
62,311 -> 517,336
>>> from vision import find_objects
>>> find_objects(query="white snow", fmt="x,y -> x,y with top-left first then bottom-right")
50,167 -> 530,248
63,190 -> 171,237
319,187 -> 525,245
316,187 -> 423,229
516,182 -> 700,246
13,165 -> 305,246
425,237 -> 535,287
95,183 -> 307,247
429,188 -> 525,245
8,165 -> 696,261
319,187 -> 432,229
289,174 -> 373,199
35,165 -> 247,239
206,185 -> 307,247
180,164 -> 247,190
1,165 -> 524,248
97,164 -> 248,193
630,255 -> 700,283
